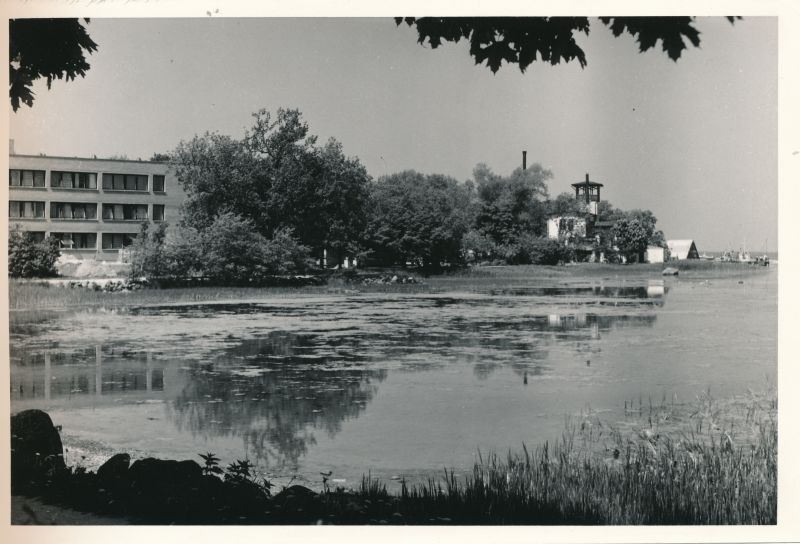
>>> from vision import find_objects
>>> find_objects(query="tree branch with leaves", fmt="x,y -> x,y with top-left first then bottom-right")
396,16 -> 740,74
9,18 -> 98,111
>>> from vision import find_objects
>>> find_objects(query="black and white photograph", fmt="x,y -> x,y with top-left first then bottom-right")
3,1 -> 796,540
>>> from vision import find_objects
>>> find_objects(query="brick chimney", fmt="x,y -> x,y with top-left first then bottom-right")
522,150 -> 527,171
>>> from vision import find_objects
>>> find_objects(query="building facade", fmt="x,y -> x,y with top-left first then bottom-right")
546,173 -> 618,261
9,154 -> 183,260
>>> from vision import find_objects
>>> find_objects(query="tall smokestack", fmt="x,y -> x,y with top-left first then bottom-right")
522,150 -> 527,170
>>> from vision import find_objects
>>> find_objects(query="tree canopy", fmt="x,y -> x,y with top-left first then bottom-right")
171,108 -> 371,265
9,18 -> 98,111
473,162 -> 551,244
396,17 -> 739,73
366,171 -> 473,269
549,192 -> 587,216
612,218 -> 651,263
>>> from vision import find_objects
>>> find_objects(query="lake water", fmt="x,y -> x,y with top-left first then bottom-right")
10,269 -> 777,490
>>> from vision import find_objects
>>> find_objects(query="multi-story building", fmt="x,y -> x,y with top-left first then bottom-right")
8,153 -> 184,261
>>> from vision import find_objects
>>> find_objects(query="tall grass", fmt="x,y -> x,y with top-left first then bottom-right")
7,282 -> 328,310
322,390 -> 777,524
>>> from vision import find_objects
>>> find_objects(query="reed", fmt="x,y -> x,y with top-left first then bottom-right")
7,281 -> 328,311
324,389 -> 777,524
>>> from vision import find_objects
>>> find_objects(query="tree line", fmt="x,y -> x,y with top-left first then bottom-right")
129,108 -> 664,282
7,107 -> 664,279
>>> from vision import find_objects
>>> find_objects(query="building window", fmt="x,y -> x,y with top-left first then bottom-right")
28,231 -> 46,243
102,232 -> 137,250
50,202 -> 98,220
9,201 -> 45,219
102,204 -> 148,221
50,232 -> 97,250
9,169 -> 46,188
102,173 -> 148,191
51,171 -> 98,189
152,204 -> 165,222
152,175 -> 165,192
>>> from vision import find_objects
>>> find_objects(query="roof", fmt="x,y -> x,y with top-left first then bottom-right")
666,240 -> 696,251
571,173 -> 603,188
667,240 -> 699,258
10,153 -> 166,164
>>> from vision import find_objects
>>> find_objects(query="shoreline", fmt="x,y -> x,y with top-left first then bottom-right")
9,263 -> 777,524
9,261 -> 774,312
11,389 -> 777,525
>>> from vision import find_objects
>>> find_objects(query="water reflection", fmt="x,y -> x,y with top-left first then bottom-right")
169,334 -> 386,469
10,289 -> 662,470
11,345 -> 166,401
489,282 -> 668,306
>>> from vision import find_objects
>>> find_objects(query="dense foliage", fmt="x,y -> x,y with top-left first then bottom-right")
365,171 -> 473,269
396,17 -> 738,73
461,163 -> 555,263
135,105 -> 667,276
600,204 -> 667,261
548,192 -> 587,216
9,18 -> 98,111
172,109 -> 370,267
8,229 -> 61,278
611,218 -> 651,263
129,216 -> 312,283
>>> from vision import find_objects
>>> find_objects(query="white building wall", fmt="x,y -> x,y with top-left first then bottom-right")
646,246 -> 665,263
547,217 -> 560,239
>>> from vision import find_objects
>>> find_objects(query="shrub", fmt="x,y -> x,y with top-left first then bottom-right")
129,222 -> 167,279
489,235 -> 570,265
128,212 -> 313,283
461,230 -> 497,262
516,235 -> 569,265
8,229 -> 60,278
201,212 -> 274,282
261,227 -> 315,275
162,226 -> 204,277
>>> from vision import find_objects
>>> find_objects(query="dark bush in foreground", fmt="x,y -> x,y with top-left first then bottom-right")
8,229 -> 60,278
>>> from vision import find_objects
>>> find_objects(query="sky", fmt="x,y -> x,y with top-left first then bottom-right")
8,16 -> 778,252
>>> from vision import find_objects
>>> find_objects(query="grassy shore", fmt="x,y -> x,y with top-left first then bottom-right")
8,261 -> 772,311
13,389 -> 776,524
315,388 -> 777,524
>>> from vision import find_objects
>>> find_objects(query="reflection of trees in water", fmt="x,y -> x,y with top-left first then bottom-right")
466,313 -> 658,380
488,285 -> 669,300
169,332 -> 386,470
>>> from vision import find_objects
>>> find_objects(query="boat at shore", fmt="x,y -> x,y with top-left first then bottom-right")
715,249 -> 770,266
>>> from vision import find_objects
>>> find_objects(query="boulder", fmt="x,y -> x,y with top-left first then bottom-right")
10,409 -> 67,491
128,458 -> 203,488
272,485 -> 319,515
126,458 -> 221,519
97,453 -> 130,483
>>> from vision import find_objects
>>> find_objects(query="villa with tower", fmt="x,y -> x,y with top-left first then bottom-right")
547,173 -> 617,262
